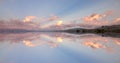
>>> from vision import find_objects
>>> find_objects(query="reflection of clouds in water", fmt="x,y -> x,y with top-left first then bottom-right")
0,32 -> 120,52
1,33 -> 120,63
76,34 -> 120,52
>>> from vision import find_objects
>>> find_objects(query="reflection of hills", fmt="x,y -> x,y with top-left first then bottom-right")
0,33 -> 41,42
0,28 -> 120,51
64,25 -> 120,38
0,24 -> 120,38
0,29 -> 53,33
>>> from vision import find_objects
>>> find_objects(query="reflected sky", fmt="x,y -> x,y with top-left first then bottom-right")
0,0 -> 120,63
0,32 -> 120,63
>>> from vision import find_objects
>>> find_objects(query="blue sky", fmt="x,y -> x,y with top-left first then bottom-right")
0,0 -> 119,20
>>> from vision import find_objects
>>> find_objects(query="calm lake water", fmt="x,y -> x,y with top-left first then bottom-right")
0,32 -> 120,63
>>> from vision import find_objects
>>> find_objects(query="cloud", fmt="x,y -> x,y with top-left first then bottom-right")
81,10 -> 120,27
113,17 -> 120,24
47,15 -> 59,21
23,16 -> 37,23
82,13 -> 103,21
0,19 -> 40,30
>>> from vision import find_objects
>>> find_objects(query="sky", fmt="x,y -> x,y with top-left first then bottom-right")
0,0 -> 120,30
0,0 -> 120,20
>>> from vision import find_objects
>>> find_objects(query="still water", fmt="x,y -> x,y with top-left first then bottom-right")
0,32 -> 120,63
